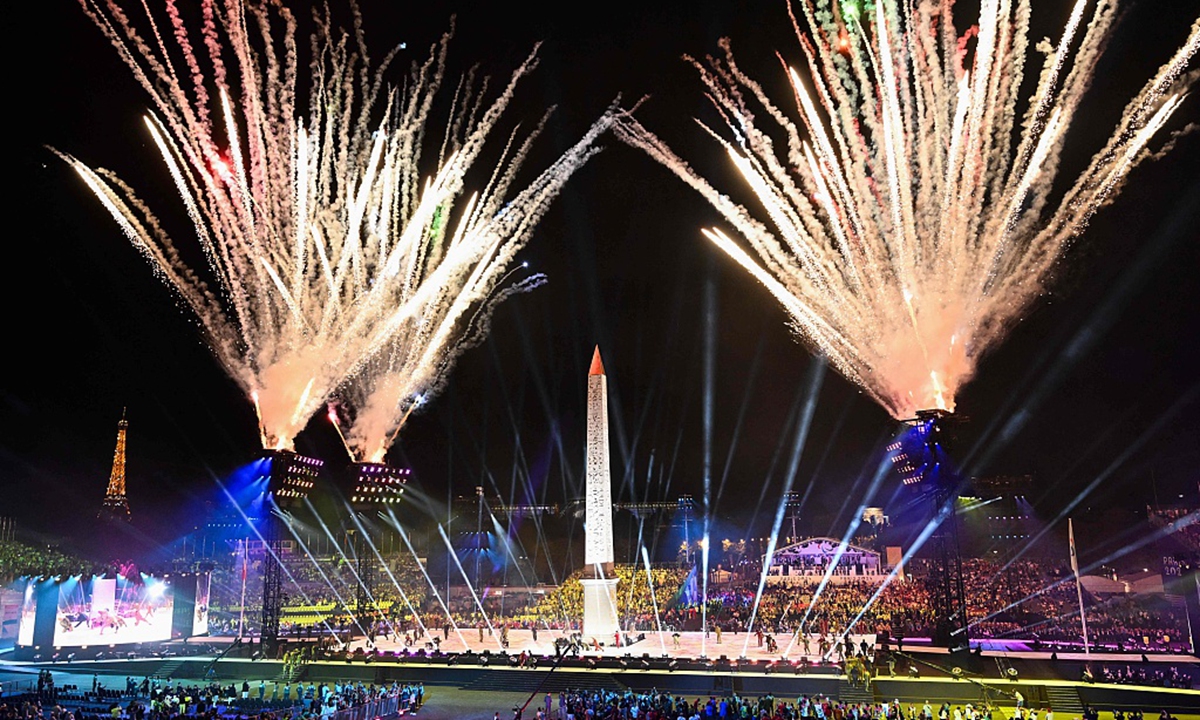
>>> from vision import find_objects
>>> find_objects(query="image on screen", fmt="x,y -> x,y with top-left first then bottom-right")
52,575 -> 174,646
17,581 -> 37,646
192,573 -> 210,636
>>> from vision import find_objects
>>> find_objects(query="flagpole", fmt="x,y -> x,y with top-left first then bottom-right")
239,538 -> 249,639
1069,519 -> 1090,656
1191,573 -> 1199,655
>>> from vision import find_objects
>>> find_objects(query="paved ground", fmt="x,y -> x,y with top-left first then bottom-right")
408,688 -> 536,719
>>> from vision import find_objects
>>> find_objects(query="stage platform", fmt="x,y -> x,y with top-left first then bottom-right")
349,628 -> 878,663
11,630 -> 1192,669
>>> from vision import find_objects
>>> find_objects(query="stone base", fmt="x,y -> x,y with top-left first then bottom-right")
578,561 -> 615,580
580,577 -> 620,641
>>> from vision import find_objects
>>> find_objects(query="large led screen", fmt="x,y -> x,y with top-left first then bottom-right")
52,575 -> 174,646
17,582 -> 37,646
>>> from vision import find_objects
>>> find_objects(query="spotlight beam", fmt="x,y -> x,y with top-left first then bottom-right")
742,359 -> 824,658
488,512 -> 539,595
298,501 -> 373,639
714,333 -> 764,508
276,515 -> 359,641
382,509 -> 468,648
344,504 -> 429,641
997,383 -> 1198,574
437,523 -> 502,649
745,381 -> 809,542
963,181 -> 1200,475
640,546 -> 668,655
700,269 -> 717,659
212,474 -> 341,642
969,509 -> 1200,630
786,447 -> 893,657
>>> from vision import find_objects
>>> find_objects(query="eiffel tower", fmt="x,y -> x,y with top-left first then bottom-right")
99,409 -> 131,521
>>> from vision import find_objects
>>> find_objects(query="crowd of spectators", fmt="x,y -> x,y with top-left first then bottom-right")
1146,508 -> 1200,553
0,541 -> 89,582
208,554 -> 425,620
957,560 -> 1190,653
524,690 -> 1019,720
189,549 -> 1197,657
1094,664 -> 1193,689
12,676 -> 423,720
658,579 -> 936,640
526,566 -> 691,631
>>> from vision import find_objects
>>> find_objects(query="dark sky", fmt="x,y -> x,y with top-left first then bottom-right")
6,0 -> 1199,554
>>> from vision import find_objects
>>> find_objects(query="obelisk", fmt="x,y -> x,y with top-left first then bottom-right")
581,346 -> 620,640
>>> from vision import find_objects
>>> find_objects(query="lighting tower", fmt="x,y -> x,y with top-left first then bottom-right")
99,409 -> 132,522
343,461 -> 410,619
889,409 -> 969,651
783,491 -> 803,542
679,495 -> 695,563
475,485 -> 485,589
258,450 -> 321,656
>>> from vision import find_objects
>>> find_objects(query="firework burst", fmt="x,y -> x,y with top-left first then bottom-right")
615,0 -> 1198,418
61,0 -> 610,450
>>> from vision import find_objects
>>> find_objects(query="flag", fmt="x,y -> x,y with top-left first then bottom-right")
1069,519 -> 1080,577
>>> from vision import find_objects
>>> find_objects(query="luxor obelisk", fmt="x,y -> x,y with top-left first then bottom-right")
581,346 -> 620,639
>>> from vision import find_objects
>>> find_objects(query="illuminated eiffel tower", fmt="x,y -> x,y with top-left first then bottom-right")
99,409 -> 131,521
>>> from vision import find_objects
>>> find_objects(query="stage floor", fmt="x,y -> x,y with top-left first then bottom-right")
349,628 -> 877,662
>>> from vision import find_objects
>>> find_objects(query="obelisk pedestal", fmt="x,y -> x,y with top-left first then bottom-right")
581,347 -> 620,640
581,575 -> 620,640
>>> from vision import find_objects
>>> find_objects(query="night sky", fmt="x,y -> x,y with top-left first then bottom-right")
6,0 -> 1199,558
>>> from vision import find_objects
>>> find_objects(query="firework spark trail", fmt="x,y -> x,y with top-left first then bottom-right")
338,107 -> 614,463
60,0 -> 419,449
614,0 -> 1198,418
62,0 -> 610,451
